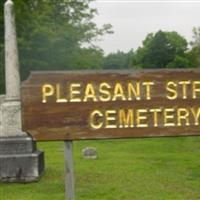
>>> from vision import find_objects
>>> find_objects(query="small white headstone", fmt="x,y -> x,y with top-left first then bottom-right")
82,147 -> 98,159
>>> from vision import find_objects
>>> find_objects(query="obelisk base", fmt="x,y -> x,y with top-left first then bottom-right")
0,136 -> 44,182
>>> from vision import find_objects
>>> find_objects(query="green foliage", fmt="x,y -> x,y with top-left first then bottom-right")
167,55 -> 190,68
189,27 -> 200,68
0,0 -> 112,94
16,0 -> 111,77
189,47 -> 200,68
191,27 -> 200,47
103,50 -> 135,69
65,47 -> 104,69
133,30 -> 189,68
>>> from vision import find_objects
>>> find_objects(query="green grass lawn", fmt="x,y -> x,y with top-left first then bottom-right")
1,137 -> 200,200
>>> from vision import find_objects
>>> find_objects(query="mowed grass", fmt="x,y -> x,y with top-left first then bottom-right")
1,137 -> 200,200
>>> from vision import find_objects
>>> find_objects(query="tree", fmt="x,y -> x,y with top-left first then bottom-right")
189,27 -> 200,68
133,30 -> 188,68
67,47 -> 104,69
191,27 -> 200,47
0,0 -> 112,94
103,50 -> 134,69
166,55 -> 190,68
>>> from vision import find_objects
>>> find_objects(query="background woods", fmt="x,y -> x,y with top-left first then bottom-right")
0,0 -> 112,94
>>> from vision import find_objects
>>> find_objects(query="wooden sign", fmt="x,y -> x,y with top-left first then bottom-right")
21,69 -> 200,141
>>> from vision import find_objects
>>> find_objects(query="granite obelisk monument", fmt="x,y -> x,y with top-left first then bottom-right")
0,0 -> 44,182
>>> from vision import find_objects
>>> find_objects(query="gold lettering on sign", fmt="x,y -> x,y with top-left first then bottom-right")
83,84 -> 97,102
88,107 -> 200,130
149,108 -> 162,127
112,83 -> 126,101
99,82 -> 112,102
42,84 -> 55,103
164,108 -> 175,127
177,108 -> 189,126
136,109 -> 148,127
105,110 -> 117,128
41,80 -> 200,104
70,83 -> 81,102
191,107 -> 200,125
179,81 -> 191,99
56,84 -> 67,103
192,81 -> 200,99
90,110 -> 103,129
119,109 -> 134,128
127,82 -> 141,100
166,81 -> 177,100
142,82 -> 154,100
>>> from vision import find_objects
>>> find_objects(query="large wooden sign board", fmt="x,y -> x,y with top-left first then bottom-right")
21,69 -> 200,200
21,69 -> 200,141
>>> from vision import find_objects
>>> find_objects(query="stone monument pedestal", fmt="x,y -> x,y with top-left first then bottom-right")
0,136 -> 44,182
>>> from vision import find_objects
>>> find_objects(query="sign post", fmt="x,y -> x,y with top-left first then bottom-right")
64,141 -> 75,200
21,69 -> 200,199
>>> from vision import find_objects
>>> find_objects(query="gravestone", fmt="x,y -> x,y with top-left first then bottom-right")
0,0 -> 44,182
82,147 -> 98,159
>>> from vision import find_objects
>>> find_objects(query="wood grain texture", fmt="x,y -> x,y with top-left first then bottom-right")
21,69 -> 200,141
